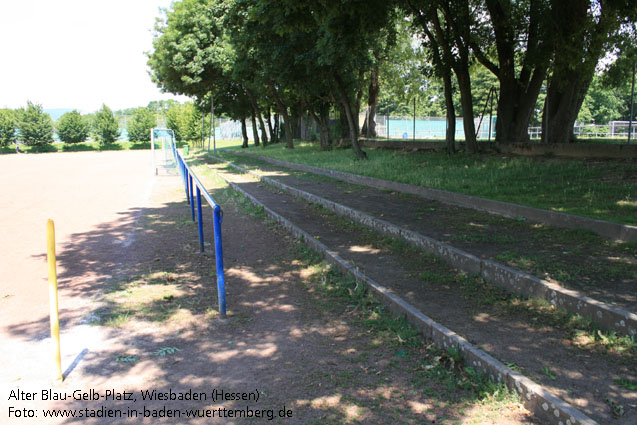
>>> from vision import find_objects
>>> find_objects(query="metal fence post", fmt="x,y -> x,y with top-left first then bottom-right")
413,98 -> 416,140
181,158 -> 188,200
189,175 -> 195,221
184,161 -> 190,205
213,207 -> 226,319
196,187 -> 204,252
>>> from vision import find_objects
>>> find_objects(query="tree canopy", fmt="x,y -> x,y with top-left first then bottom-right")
147,0 -> 637,151
0,109 -> 16,147
56,110 -> 91,144
127,107 -> 157,142
17,101 -> 54,149
93,104 -> 120,145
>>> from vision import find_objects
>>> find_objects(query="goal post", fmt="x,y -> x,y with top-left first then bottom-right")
151,128 -> 176,175
609,121 -> 637,139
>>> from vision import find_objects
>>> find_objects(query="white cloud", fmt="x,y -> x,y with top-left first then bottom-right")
0,0 -> 187,112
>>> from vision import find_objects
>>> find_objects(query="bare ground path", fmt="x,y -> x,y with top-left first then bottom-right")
1,151 -> 536,424
204,156 -> 636,425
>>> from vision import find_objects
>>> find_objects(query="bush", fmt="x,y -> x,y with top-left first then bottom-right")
17,101 -> 54,150
127,107 -> 156,142
56,110 -> 90,144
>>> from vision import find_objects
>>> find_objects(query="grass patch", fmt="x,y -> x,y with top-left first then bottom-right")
614,377 -> 637,390
217,142 -> 636,225
92,271 -> 199,326
277,184 -> 635,360
495,247 -> 636,286
292,240 -> 523,410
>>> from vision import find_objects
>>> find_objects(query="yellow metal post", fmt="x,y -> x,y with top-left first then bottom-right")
47,219 -> 63,382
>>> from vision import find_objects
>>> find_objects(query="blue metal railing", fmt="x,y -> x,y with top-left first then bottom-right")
171,144 -> 226,319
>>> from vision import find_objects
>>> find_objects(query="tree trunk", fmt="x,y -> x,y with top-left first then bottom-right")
442,70 -> 456,154
428,25 -> 456,153
424,2 -> 473,153
241,83 -> 265,146
292,106 -> 303,139
265,106 -> 277,143
310,103 -> 332,150
541,0 -> 609,144
250,111 -> 260,146
477,0 -> 550,145
366,64 -> 380,138
240,117 -> 249,148
334,72 -> 367,159
542,77 -> 591,144
258,113 -> 268,146
267,83 -> 294,149
456,68 -> 478,153
338,105 -> 349,139
273,113 -> 280,140
494,74 -> 545,144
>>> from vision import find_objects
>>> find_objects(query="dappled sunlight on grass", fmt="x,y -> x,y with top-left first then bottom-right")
348,244 -> 382,254
617,199 -> 637,208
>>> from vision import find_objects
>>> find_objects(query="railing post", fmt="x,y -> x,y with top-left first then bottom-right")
213,207 -> 226,319
196,187 -> 204,253
184,161 -> 190,205
180,157 -> 188,200
189,175 -> 195,221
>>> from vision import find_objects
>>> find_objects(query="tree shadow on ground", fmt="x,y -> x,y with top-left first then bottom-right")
6,179 -> 540,425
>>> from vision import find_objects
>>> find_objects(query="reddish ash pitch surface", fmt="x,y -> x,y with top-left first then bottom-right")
0,151 -> 154,342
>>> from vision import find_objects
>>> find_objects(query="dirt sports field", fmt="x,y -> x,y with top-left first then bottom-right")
0,150 -> 537,424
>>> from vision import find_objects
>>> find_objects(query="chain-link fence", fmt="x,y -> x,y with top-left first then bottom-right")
372,115 -> 496,140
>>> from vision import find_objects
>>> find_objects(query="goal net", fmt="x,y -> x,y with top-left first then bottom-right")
151,128 -> 177,175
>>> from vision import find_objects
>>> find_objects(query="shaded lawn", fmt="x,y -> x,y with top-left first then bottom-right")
218,141 -> 636,225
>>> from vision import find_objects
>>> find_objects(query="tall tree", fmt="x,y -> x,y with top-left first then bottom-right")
0,109 -> 16,148
307,0 -> 396,158
407,2 -> 458,152
148,0 -> 229,107
127,108 -> 157,142
468,0 -> 552,145
407,0 -> 479,153
93,104 -> 120,145
362,19 -> 399,138
543,0 -> 637,143
17,101 -> 54,151
56,110 -> 91,144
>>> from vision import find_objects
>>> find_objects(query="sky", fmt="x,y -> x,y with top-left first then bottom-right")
0,0 -> 188,113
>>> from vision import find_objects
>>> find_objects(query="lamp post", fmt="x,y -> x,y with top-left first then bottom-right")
413,97 -> 416,141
